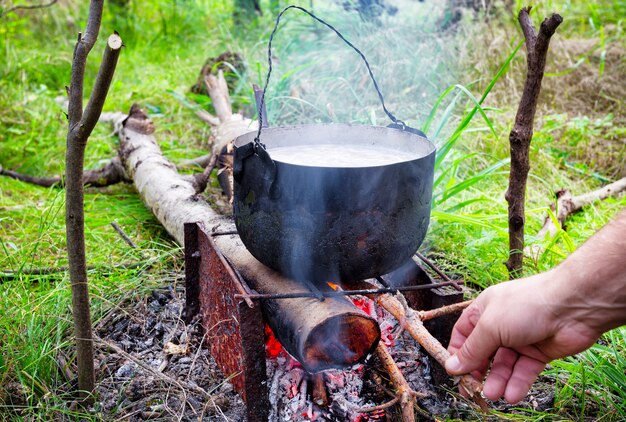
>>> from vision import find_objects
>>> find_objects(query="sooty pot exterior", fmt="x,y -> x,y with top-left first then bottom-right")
233,124 -> 435,285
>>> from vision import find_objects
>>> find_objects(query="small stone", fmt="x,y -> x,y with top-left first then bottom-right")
115,362 -> 137,379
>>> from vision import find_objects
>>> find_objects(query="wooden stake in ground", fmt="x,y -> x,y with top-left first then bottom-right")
65,0 -> 122,401
505,7 -> 562,278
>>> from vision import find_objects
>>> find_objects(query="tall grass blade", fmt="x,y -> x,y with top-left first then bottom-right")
435,39 -> 523,170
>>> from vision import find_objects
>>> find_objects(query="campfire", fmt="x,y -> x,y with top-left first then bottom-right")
184,222 -> 484,421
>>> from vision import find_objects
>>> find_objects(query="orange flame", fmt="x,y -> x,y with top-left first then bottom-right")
327,281 -> 340,291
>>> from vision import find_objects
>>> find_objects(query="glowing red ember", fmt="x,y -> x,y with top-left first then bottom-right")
264,324 -> 285,359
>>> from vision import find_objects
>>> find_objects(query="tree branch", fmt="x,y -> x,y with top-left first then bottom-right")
533,176 -> 626,242
65,6 -> 122,400
74,33 -> 123,142
67,0 -> 104,128
504,7 -> 562,278
2,0 -> 58,15
1,158 -> 127,188
417,300 -> 473,321
518,7 -> 537,54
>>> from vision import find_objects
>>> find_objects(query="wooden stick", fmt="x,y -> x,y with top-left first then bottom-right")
505,7 -> 562,278
418,300 -> 473,321
374,293 -> 488,411
0,157 -> 127,188
205,71 -> 232,123
176,154 -> 214,170
376,342 -> 417,422
110,222 -> 138,249
356,396 -> 399,413
2,0 -> 58,15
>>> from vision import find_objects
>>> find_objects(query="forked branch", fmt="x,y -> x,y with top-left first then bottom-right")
65,4 -> 123,401
505,6 -> 562,278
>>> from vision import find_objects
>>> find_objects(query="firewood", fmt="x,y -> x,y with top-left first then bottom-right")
310,373 -> 328,407
376,342 -> 417,422
418,300 -> 473,321
370,290 -> 487,411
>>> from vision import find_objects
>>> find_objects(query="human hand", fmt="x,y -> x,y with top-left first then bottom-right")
445,271 -> 602,404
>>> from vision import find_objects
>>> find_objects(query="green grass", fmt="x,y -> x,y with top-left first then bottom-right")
1,0 -> 625,420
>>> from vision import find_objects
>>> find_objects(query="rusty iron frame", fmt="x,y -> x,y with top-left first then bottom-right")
184,222 -> 268,422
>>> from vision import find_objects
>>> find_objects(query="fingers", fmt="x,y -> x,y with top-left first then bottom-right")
482,347 -> 517,401
447,301 -> 480,355
504,355 -> 546,404
445,318 -> 500,375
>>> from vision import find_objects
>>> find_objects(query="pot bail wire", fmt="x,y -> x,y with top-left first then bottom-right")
253,5 -> 406,148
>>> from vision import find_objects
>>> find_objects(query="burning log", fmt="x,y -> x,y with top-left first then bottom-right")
214,236 -> 381,372
310,373 -> 328,407
117,104 -> 380,373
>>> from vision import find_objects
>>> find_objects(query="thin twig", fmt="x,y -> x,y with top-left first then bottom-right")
1,260 -> 152,282
192,154 -> 218,194
418,300 -> 473,321
176,154 -> 213,170
414,252 -> 462,291
0,157 -> 127,188
356,396 -> 399,413
94,335 -> 219,401
376,342 -> 419,422
3,0 -> 58,15
111,222 -> 138,248
56,350 -> 75,383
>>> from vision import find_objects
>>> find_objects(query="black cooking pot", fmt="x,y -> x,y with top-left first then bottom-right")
232,5 -> 436,285
233,124 -> 435,284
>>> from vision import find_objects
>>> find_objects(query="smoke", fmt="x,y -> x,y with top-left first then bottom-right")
256,0 -> 458,133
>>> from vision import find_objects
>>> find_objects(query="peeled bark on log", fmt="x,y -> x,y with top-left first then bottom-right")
118,104 -> 380,372
505,7 -> 562,278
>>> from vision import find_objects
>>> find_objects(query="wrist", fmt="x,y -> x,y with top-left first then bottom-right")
550,258 -> 626,335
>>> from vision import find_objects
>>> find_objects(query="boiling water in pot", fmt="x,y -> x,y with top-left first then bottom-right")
268,144 -> 418,167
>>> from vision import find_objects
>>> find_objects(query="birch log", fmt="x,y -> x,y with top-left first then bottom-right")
537,177 -> 626,239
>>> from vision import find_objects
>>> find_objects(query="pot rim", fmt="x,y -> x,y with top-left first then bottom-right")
234,123 -> 436,169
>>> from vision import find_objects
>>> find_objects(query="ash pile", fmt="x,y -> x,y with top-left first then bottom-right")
266,294 -> 449,421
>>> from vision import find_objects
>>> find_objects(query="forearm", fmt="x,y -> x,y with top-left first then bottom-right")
550,210 -> 626,333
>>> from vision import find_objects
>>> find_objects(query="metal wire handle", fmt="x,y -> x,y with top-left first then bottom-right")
254,5 -> 406,147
